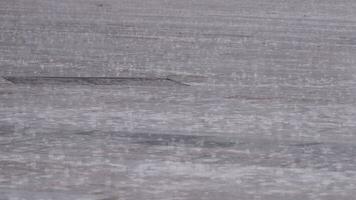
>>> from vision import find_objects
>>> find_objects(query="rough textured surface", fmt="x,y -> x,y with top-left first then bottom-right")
1,0 -> 356,199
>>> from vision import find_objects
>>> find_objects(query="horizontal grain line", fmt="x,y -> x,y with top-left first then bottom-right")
2,76 -> 190,87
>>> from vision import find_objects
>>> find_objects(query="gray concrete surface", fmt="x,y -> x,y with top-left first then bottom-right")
1,0 -> 356,199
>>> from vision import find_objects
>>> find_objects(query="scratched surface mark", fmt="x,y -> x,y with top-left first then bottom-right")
1,0 -> 356,199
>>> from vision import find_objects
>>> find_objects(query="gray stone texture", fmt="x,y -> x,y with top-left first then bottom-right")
1,0 -> 356,199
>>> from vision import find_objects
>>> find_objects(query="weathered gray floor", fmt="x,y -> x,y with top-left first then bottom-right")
1,0 -> 356,199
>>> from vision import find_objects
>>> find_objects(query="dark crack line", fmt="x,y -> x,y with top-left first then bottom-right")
292,142 -> 324,147
2,76 -> 190,87
165,77 -> 191,86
